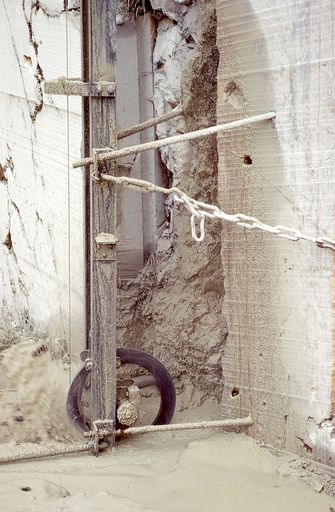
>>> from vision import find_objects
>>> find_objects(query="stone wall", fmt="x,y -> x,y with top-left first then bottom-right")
118,0 -> 226,409
0,0 -> 226,410
217,0 -> 335,467
0,1 -> 84,346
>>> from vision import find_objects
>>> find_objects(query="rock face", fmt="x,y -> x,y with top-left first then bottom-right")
118,0 -> 227,409
216,0 -> 335,467
0,2 -> 84,346
0,0 -> 226,410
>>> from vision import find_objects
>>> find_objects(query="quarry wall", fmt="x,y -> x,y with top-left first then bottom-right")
117,0 -> 226,410
0,1 -> 84,345
1,0 -> 334,469
0,0 -> 225,410
217,0 -> 335,467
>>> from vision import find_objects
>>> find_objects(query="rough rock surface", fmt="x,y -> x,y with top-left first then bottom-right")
118,0 -> 226,409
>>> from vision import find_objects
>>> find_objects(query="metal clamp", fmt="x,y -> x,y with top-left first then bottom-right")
90,419 -> 115,455
94,232 -> 118,261
92,147 -> 106,181
44,78 -> 115,97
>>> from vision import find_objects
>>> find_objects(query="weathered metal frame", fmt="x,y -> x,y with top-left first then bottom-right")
0,415 -> 253,464
73,111 -> 276,168
42,0 -> 119,444
44,78 -> 115,97
86,0 -> 118,442
117,105 -> 183,140
42,3 -> 276,454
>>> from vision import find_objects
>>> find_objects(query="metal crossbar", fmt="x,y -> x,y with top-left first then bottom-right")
0,416 -> 252,464
0,443 -> 94,464
117,106 -> 183,140
73,112 -> 275,168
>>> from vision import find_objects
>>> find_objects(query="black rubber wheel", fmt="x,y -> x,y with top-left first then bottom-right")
66,347 -> 176,432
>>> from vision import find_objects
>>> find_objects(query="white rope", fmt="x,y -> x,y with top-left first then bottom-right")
101,174 -> 335,252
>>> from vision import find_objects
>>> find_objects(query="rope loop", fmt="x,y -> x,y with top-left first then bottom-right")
191,213 -> 205,242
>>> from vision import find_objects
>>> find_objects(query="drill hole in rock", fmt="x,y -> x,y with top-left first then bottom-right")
21,486 -> 32,492
243,155 -> 253,165
231,387 -> 240,397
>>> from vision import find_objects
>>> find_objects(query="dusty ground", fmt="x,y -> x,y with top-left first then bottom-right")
0,340 -> 334,512
0,418 -> 335,512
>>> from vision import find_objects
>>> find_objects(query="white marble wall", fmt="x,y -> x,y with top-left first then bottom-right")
0,1 -> 84,349
217,0 -> 335,467
0,1 -> 163,355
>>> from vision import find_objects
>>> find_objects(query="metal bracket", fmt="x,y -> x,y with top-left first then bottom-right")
44,78 -> 115,97
94,232 -> 118,261
91,419 -> 115,455
92,147 -> 111,181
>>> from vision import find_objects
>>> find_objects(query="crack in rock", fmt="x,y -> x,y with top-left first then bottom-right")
0,147 -> 15,182
1,2 -> 31,121
3,232 -> 12,251
22,1 -> 45,122
9,200 -> 39,270
0,164 -> 7,182
2,229 -> 28,300
31,1 -> 80,18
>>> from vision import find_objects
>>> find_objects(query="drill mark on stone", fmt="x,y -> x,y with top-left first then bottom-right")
3,232 -> 12,251
0,163 -> 7,181
223,80 -> 246,110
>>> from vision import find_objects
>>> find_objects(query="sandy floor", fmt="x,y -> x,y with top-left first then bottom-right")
0,340 -> 334,511
0,414 -> 335,512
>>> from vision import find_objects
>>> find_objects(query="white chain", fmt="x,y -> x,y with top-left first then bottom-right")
100,174 -> 335,252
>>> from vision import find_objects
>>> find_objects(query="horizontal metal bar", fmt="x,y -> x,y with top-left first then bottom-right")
73,112 -> 275,169
117,106 -> 183,140
132,375 -> 157,388
116,416 -> 253,437
0,443 -> 93,464
44,78 -> 115,97
83,415 -> 253,439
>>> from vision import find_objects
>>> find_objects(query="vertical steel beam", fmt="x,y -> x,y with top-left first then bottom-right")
84,0 -> 117,435
81,0 -> 90,351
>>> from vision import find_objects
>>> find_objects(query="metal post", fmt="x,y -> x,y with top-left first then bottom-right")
86,0 -> 118,441
81,0 -> 90,351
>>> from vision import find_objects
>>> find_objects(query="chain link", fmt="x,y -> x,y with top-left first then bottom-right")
101,175 -> 335,252
174,193 -> 335,250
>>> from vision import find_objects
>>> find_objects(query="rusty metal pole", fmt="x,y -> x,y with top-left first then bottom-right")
81,0 -> 90,351
44,2 -> 118,446
85,0 -> 118,441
